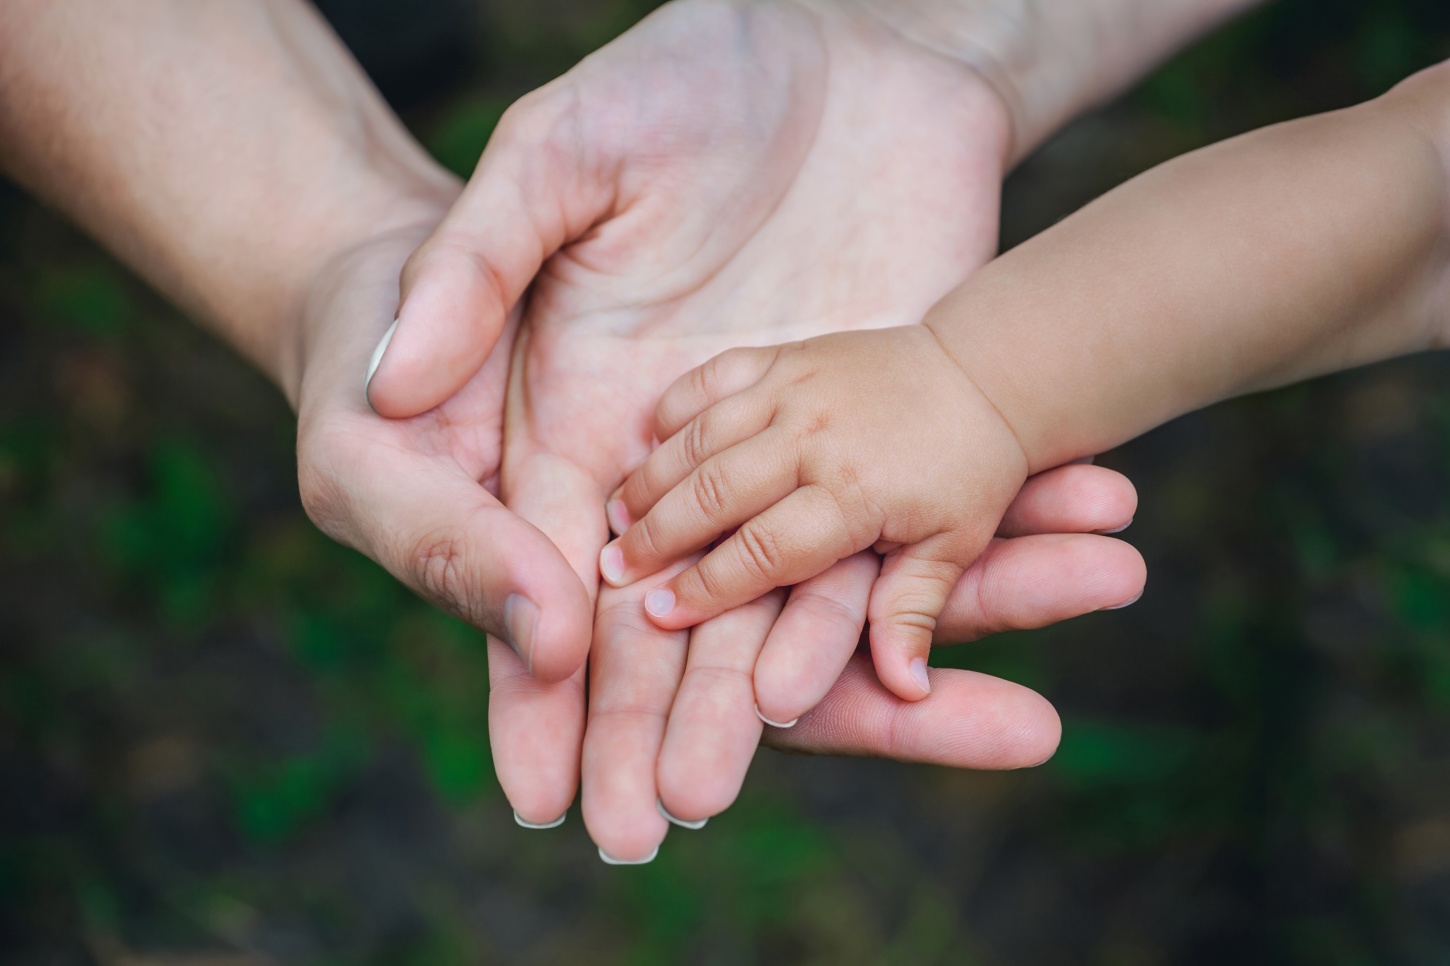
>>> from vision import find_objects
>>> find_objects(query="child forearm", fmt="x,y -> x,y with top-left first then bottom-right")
927,63 -> 1450,473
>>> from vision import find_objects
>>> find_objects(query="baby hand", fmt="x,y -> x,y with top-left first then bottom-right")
599,325 -> 1029,701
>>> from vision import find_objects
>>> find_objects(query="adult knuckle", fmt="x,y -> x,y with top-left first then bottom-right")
408,530 -> 485,626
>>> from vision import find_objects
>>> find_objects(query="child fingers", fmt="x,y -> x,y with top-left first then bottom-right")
602,432 -> 798,588
644,485 -> 859,630
616,391 -> 774,529
753,552 -> 878,727
653,346 -> 778,442
867,538 -> 972,701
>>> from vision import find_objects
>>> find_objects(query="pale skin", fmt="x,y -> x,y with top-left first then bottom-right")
0,0 -> 1245,862
608,60 -> 1450,715
373,0 -> 1262,858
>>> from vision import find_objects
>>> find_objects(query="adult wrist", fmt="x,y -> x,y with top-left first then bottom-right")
845,0 -> 1264,163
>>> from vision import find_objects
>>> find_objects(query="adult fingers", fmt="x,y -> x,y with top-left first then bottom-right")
753,551 -> 878,726
935,532 -> 1146,644
581,561 -> 697,864
766,652 -> 1061,769
997,462 -> 1137,538
655,590 -> 785,826
488,445 -> 615,828
297,417 -> 594,683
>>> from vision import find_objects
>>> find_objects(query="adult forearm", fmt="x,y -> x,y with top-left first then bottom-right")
927,62 -> 1450,472
0,0 -> 456,397
853,0 -> 1264,161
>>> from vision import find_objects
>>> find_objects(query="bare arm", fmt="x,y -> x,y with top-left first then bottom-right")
928,62 -> 1450,471
0,0 -> 456,400
849,0 -> 1266,161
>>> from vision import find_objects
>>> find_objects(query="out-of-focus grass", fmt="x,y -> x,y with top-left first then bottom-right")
4,1 -> 1450,963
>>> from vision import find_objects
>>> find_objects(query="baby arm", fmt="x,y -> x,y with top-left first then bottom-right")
602,60 -> 1450,701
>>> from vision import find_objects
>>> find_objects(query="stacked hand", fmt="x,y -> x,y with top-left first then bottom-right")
332,0 -> 1144,861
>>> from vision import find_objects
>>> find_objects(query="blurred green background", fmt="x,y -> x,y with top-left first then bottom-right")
4,1 -> 1450,963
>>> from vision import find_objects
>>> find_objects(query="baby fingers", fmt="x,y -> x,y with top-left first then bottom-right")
642,485 -> 861,630
601,430 -> 797,587
868,538 -> 973,701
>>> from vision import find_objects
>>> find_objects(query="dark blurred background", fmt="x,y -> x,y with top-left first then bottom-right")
4,1 -> 1450,963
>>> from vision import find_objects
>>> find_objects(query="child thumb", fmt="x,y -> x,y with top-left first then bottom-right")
867,540 -> 969,702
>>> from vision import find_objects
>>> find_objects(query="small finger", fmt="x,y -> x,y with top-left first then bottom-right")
868,538 -> 970,701
645,484 -> 861,630
604,430 -> 797,587
653,345 -> 778,441
615,390 -> 775,531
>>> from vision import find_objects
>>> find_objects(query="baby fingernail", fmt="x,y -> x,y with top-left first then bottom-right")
513,809 -> 566,829
657,799 -> 708,830
644,589 -> 675,618
599,845 -> 659,866
599,545 -> 626,585
606,499 -> 633,535
503,593 -> 539,671
754,704 -> 799,729
364,318 -> 399,409
909,658 -> 931,695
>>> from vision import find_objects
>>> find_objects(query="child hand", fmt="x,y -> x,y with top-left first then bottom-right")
599,325 -> 1029,701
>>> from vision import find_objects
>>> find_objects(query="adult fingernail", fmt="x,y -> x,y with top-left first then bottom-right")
644,589 -> 675,618
364,318 -> 399,409
1105,592 -> 1142,611
513,809 -> 566,829
504,594 -> 540,671
1099,518 -> 1133,535
909,658 -> 931,695
754,704 -> 799,729
657,799 -> 708,830
599,544 -> 626,585
599,845 -> 659,866
606,499 -> 633,536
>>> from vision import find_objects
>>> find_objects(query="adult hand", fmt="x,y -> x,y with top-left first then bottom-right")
367,0 -> 1144,859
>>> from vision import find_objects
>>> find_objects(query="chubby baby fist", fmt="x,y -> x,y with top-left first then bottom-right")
599,325 -> 1030,702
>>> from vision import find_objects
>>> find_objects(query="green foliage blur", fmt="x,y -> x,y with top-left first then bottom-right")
3,1 -> 1450,963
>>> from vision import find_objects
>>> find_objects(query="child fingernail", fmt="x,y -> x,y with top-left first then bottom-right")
363,318 -> 399,411
909,658 -> 931,695
503,593 -> 539,672
513,809 -> 566,829
754,704 -> 799,729
599,845 -> 660,866
606,499 -> 633,535
657,799 -> 708,830
599,545 -> 626,585
644,589 -> 675,618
